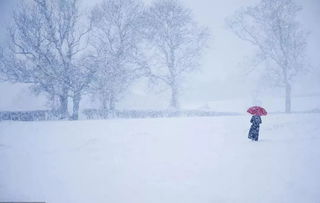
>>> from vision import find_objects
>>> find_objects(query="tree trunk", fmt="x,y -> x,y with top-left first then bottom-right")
102,95 -> 108,110
109,92 -> 116,111
170,83 -> 179,109
72,93 -> 81,120
285,83 -> 291,113
59,88 -> 69,119
108,91 -> 116,118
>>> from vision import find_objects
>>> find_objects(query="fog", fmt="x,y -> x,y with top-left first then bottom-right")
1,2 -> 320,201
0,0 -> 319,112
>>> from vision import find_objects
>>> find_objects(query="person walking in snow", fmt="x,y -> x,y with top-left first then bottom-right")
247,106 -> 267,142
248,115 -> 262,141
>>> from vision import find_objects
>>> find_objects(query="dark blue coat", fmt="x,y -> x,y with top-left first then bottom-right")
248,115 -> 262,141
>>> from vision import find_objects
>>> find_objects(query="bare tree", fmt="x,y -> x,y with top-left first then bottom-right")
143,0 -> 209,110
227,0 -> 307,113
0,0 -> 91,119
68,55 -> 96,120
90,0 -> 145,112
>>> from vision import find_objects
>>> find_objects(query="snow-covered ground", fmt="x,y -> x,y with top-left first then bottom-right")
1,114 -> 320,203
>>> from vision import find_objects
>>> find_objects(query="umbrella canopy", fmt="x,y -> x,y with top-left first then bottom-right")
247,106 -> 267,116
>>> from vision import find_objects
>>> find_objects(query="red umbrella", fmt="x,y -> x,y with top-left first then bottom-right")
247,106 -> 267,116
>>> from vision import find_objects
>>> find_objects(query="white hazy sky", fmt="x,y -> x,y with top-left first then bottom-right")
190,0 -> 319,103
0,0 -> 319,110
86,0 -> 320,101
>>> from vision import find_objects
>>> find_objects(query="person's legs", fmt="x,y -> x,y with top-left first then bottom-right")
248,127 -> 253,140
255,128 -> 260,141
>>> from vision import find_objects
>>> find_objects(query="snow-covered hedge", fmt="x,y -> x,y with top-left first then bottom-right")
0,110 -> 59,121
82,109 -> 241,119
0,109 -> 242,121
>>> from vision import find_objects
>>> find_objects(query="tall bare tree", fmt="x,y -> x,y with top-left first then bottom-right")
227,0 -> 307,113
143,0 -> 209,110
0,0 -> 91,119
90,0 -> 145,112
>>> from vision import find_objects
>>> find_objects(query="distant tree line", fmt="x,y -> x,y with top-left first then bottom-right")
0,0 -> 309,118
0,0 -> 209,120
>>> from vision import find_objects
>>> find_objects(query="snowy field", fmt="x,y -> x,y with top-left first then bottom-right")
1,114 -> 320,203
